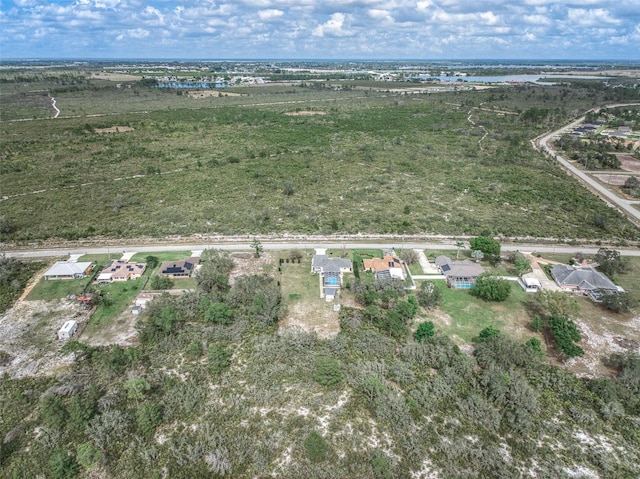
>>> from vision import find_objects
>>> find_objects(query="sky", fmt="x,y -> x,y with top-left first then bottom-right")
1,0 -> 639,61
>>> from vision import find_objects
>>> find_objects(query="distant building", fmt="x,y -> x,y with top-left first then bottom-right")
435,255 -> 485,289
44,261 -> 93,280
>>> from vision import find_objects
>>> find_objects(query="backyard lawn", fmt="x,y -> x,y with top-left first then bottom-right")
26,277 -> 89,301
434,282 -> 533,343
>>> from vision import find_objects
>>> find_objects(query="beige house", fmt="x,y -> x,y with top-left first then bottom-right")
97,260 -> 146,283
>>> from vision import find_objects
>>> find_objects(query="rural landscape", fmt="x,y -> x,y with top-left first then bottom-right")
1,60 -> 640,478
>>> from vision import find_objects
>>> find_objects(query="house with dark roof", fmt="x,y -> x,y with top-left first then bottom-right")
362,255 -> 405,281
550,265 -> 622,299
311,254 -> 352,301
159,257 -> 201,278
435,255 -> 485,289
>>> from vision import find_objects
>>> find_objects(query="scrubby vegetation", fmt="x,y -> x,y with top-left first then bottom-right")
1,71 -> 638,242
0,256 -> 43,313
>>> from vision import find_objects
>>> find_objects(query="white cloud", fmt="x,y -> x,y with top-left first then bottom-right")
313,12 -> 353,37
566,8 -> 621,27
258,9 -> 284,20
116,28 -> 149,41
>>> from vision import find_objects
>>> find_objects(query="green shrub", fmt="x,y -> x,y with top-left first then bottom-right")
314,356 -> 343,387
414,321 -> 435,342
304,431 -> 329,462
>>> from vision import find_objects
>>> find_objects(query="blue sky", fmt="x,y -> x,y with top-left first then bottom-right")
1,0 -> 639,60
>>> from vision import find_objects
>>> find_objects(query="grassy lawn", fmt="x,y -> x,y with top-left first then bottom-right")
86,279 -> 144,331
129,251 -> 193,264
78,253 -> 122,266
352,249 -> 383,259
435,282 -> 532,343
26,278 -> 90,301
407,262 -> 424,276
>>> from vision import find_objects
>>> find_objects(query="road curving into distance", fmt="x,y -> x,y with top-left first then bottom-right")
534,103 -> 640,224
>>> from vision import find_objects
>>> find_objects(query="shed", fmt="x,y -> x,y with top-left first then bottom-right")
58,320 -> 78,341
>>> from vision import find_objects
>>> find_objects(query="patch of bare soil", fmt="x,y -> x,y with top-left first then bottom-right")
566,312 -> 640,378
0,299 -> 90,378
283,110 -> 327,116
78,309 -> 139,347
91,72 -> 141,82
94,126 -> 135,133
279,300 -> 339,339
186,90 -> 244,98
593,174 -> 631,186
228,253 -> 275,284
618,155 -> 640,173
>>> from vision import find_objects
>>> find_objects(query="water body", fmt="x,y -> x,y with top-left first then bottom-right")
415,74 -> 608,84
156,82 -> 228,89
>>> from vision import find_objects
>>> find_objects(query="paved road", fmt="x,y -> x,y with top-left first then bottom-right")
4,240 -> 640,259
534,104 -> 640,223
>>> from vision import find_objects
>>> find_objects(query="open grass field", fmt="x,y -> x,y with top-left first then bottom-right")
434,284 -> 533,343
1,72 -> 638,243
26,277 -> 89,301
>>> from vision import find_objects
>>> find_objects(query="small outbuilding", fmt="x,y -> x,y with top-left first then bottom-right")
58,320 -> 78,341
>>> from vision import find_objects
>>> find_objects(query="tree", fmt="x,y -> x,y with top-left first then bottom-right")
416,281 -> 441,309
49,450 -> 78,479
600,291 -> 638,313
594,248 -> 630,278
251,238 -> 263,258
470,236 -> 501,256
414,321 -> 435,341
304,431 -> 329,462
150,275 -> 173,290
136,402 -> 162,436
531,316 -> 544,332
527,290 -> 579,320
477,325 -> 501,341
471,250 -> 484,262
314,356 -> 343,387
205,302 -> 234,324
196,250 -> 233,295
400,249 -> 419,265
455,241 -> 465,259
548,316 -> 584,358
145,255 -> 160,269
471,274 -> 511,302
514,255 -> 531,276
124,377 -> 151,405
208,343 -> 230,373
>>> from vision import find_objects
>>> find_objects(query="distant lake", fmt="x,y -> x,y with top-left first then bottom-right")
156,82 -> 227,89
417,74 -> 608,84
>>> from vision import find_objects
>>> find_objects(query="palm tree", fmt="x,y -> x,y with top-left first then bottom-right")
455,241 -> 464,260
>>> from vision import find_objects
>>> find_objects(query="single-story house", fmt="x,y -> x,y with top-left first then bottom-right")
97,260 -> 146,283
362,255 -> 405,281
159,257 -> 200,278
550,265 -> 622,298
58,320 -> 78,341
44,261 -> 94,280
311,255 -> 353,300
435,255 -> 485,289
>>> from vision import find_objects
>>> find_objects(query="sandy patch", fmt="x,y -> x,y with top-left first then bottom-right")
617,155 -> 640,173
593,174 -> 634,186
283,110 -> 327,116
94,126 -> 135,133
228,252 -> 275,284
279,300 -> 340,339
565,313 -> 640,378
78,308 -> 139,347
0,299 -> 90,378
